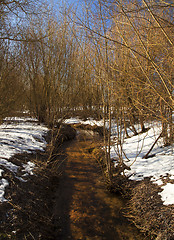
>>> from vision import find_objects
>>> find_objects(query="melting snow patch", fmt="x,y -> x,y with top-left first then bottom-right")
154,179 -> 163,186
22,161 -> 35,176
0,158 -> 18,173
110,121 -> 174,205
64,117 -> 103,126
0,117 -> 49,202
0,117 -> 48,179
0,169 -> 3,177
4,117 -> 38,122
112,127 -> 174,182
159,183 -> 174,205
64,118 -> 81,124
0,178 -> 9,202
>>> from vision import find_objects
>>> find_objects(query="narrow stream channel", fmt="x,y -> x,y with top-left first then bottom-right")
52,130 -> 147,240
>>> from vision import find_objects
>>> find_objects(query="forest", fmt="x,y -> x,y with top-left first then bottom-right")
1,0 -> 173,131
1,0 -> 173,174
0,1 -> 174,239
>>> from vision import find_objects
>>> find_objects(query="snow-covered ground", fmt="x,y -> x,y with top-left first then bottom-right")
111,122 -> 174,206
65,117 -> 174,206
64,117 -> 103,126
110,122 -> 174,205
1,116 -> 173,206
0,117 -> 49,202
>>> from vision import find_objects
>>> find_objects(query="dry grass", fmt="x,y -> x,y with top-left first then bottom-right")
125,179 -> 174,240
0,124 -> 77,239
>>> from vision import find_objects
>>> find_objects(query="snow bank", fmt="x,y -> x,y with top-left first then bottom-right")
110,122 -> 174,205
22,161 -> 35,176
159,183 -> 174,205
64,117 -> 103,126
0,178 -> 9,202
0,117 -> 49,202
0,169 -> 3,177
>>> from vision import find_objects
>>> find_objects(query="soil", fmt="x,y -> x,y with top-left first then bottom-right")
126,179 -> 174,240
0,128 -> 145,240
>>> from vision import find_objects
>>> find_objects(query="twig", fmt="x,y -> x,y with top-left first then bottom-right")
143,132 -> 162,159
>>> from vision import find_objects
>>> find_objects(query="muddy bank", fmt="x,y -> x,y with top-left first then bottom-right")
126,179 -> 174,240
90,145 -> 174,240
0,152 -> 56,239
0,124 -> 76,239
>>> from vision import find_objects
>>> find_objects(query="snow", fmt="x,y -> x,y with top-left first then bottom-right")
0,117 -> 49,202
0,121 -> 48,157
1,115 -> 173,206
64,117 -> 103,126
0,169 -> 4,177
4,116 -> 38,122
0,178 -> 9,202
109,122 -> 174,205
120,129 -> 174,183
22,161 -> 35,176
0,158 -> 19,172
159,183 -> 174,205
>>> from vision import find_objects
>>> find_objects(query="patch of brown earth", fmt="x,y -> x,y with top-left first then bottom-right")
0,151 -> 56,239
0,124 -> 76,240
126,179 -> 174,240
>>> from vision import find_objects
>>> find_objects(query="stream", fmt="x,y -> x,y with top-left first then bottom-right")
52,130 -> 146,240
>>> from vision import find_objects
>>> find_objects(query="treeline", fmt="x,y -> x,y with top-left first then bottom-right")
0,1 -> 102,125
0,1 -> 173,148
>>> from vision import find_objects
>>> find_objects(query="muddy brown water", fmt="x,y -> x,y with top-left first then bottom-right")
52,130 -> 146,240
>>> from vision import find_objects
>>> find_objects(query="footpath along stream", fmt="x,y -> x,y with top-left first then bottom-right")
52,130 -> 147,240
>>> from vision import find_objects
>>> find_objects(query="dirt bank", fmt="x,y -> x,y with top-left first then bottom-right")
126,179 -> 174,240
0,124 -> 76,239
89,143 -> 174,240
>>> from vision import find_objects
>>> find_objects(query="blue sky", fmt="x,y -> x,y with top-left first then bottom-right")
50,0 -> 82,8
47,0 -> 83,15
46,0 -> 85,20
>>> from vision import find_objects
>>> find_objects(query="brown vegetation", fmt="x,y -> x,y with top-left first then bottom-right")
1,1 -> 173,149
0,124 -> 76,239
91,145 -> 174,239
0,0 -> 173,238
126,179 -> 174,240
